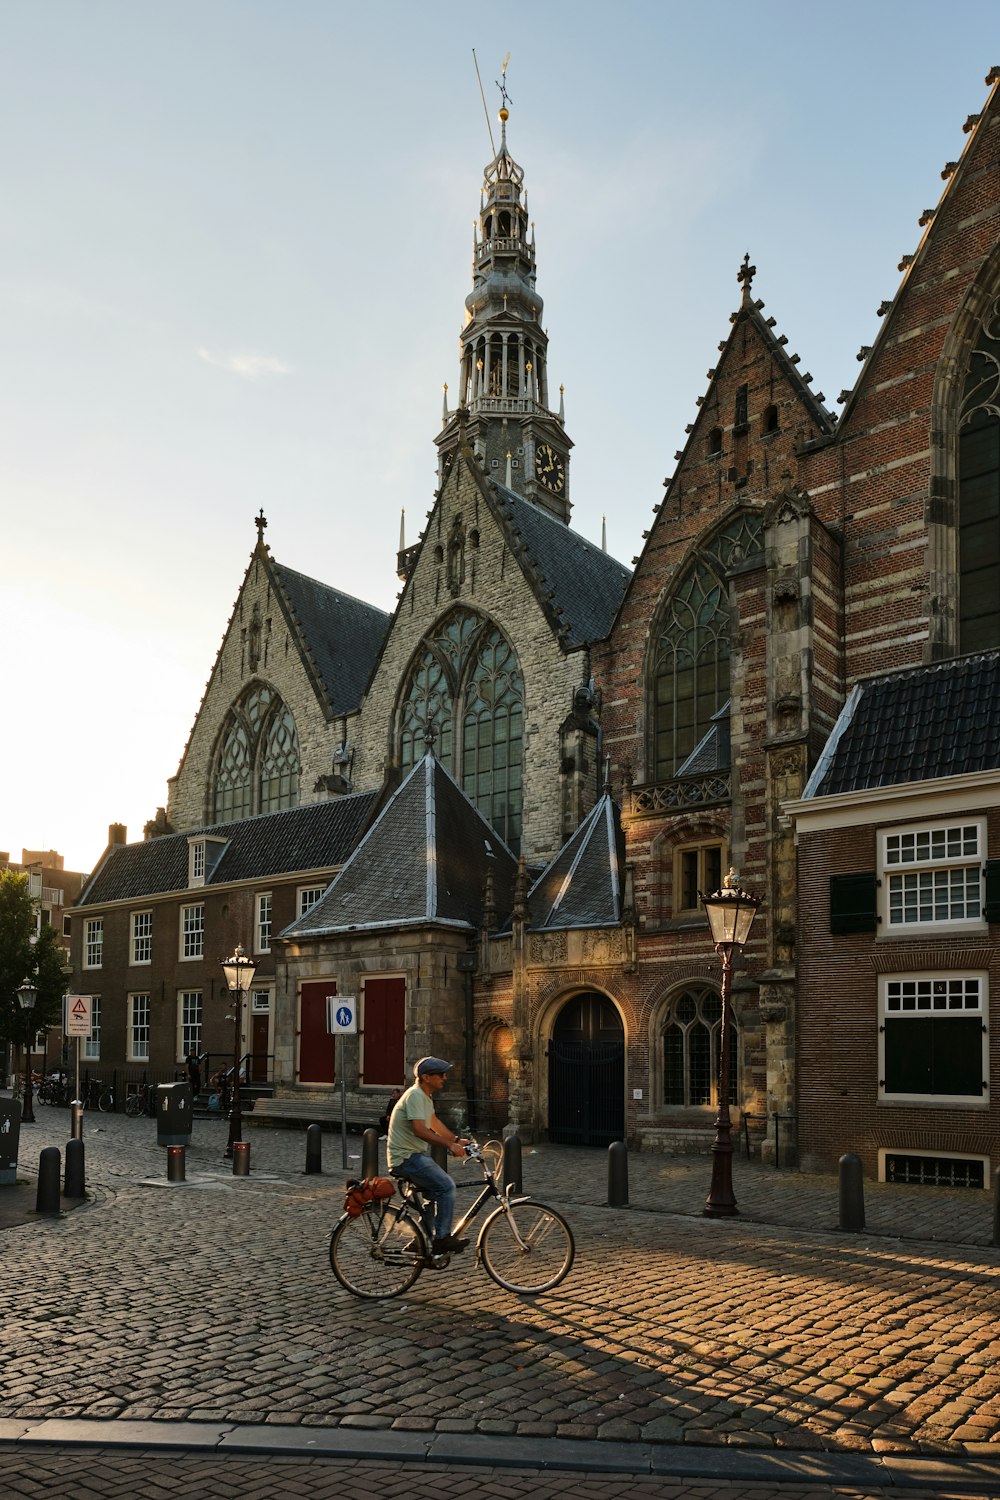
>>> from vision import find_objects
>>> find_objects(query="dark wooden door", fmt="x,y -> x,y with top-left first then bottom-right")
548,992 -> 624,1146
299,980 -> 336,1084
251,1014 -> 269,1082
361,978 -> 405,1085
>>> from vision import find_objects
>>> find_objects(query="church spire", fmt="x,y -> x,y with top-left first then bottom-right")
435,70 -> 573,522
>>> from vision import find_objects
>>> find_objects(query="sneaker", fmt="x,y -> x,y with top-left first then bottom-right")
432,1234 -> 469,1254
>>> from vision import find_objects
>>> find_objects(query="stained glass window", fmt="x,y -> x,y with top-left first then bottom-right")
212,684 -> 300,822
959,293 -> 1000,651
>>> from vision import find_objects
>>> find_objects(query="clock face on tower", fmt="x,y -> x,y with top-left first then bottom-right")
535,442 -> 566,496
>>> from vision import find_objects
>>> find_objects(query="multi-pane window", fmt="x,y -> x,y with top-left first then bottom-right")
662,985 -> 738,1107
880,974 -> 988,1103
213,683 -> 300,823
84,994 -> 101,1060
256,893 -> 272,954
189,841 -> 206,885
298,886 -> 324,917
880,821 -> 984,929
252,988 -> 271,1012
958,297 -> 1000,652
650,513 -> 762,782
398,608 -> 524,851
674,843 -> 725,914
129,993 -> 150,1062
131,911 -> 152,966
181,904 -> 204,960
84,918 -> 103,969
179,991 -> 202,1058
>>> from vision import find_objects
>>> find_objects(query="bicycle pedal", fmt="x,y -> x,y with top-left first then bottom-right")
428,1253 -> 451,1269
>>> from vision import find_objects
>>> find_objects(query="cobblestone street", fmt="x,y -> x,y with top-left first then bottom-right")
1,1106 -> 998,1497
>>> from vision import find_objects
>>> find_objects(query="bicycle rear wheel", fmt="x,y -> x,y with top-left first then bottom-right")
98,1089 -> 115,1113
125,1094 -> 142,1117
478,1200 -> 574,1294
329,1204 -> 423,1299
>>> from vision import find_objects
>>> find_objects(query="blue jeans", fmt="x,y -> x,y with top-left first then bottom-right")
397,1152 -> 455,1239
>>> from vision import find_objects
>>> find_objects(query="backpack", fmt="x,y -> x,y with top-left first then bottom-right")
343,1176 -> 396,1218
377,1087 -> 404,1136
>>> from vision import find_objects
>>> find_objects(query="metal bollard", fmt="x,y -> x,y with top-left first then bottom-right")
71,1102 -> 84,1141
608,1140 -> 629,1207
167,1145 -> 186,1183
430,1142 -> 448,1171
993,1167 -> 1000,1249
64,1138 -> 85,1199
361,1127 -> 380,1179
502,1134 -> 523,1196
36,1147 -> 61,1215
232,1141 -> 250,1177
838,1152 -> 865,1232
305,1123 -> 323,1175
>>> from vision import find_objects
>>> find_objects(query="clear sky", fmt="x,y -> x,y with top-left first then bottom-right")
2,2 -> 997,876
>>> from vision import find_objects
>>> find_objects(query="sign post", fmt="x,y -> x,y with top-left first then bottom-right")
327,996 -> 357,1168
65,996 -> 92,1133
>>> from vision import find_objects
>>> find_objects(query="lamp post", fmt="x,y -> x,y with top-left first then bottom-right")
220,944 -> 256,1159
17,980 -> 38,1124
700,869 -> 760,1218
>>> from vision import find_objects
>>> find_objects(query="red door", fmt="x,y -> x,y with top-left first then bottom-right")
251,1014 -> 269,1082
299,980 -> 336,1084
361,978 -> 405,1085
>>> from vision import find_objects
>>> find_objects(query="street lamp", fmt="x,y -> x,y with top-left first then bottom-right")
17,980 -> 38,1125
700,869 -> 761,1218
220,944 -> 256,1159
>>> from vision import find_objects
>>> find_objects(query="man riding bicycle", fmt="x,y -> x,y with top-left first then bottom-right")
386,1057 -> 470,1254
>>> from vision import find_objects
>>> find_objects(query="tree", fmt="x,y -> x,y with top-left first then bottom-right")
0,870 -> 68,1048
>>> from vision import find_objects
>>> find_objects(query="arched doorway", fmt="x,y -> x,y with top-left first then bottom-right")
547,992 -> 624,1146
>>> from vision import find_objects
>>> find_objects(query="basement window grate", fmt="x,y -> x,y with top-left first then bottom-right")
884,1153 -> 985,1189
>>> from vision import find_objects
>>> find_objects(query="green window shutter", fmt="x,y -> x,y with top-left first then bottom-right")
984,860 -> 1000,922
829,872 -> 878,934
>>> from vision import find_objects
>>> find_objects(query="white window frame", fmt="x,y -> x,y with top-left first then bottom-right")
878,972 -> 990,1106
878,818 -> 986,934
255,892 -> 272,955
128,993 -> 151,1062
876,1147 -> 991,1189
84,994 -> 101,1060
188,839 -> 206,887
130,910 -> 152,966
84,918 -> 103,970
251,988 -> 271,1013
298,885 -> 325,918
178,991 -> 202,1058
180,904 -> 204,961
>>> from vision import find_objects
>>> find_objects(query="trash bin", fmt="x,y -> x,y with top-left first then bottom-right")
0,1099 -> 22,1185
157,1082 -> 193,1147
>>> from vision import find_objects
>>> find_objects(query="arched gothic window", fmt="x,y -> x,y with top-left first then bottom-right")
661,984 -> 738,1108
212,683 -> 300,823
959,294 -> 1000,652
650,512 -> 763,781
398,608 -> 524,850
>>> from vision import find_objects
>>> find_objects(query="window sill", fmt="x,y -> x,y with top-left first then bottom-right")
877,1096 -> 989,1109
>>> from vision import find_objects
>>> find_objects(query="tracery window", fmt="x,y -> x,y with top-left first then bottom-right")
661,984 -> 738,1108
398,608 -> 524,850
959,294 -> 1000,652
650,513 -> 762,781
212,683 -> 300,823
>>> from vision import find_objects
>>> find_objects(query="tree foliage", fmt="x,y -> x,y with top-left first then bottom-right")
0,870 -> 68,1046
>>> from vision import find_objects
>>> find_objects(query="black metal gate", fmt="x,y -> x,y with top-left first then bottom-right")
548,1038 -> 625,1146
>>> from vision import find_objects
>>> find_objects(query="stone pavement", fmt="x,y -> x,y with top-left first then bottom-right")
0,1103 -> 998,1498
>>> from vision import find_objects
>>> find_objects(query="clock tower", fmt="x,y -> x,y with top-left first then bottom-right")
435,101 -> 573,523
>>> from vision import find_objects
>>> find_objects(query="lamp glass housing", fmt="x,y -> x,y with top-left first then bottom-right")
17,981 -> 38,1012
701,886 -> 760,949
221,946 -> 257,995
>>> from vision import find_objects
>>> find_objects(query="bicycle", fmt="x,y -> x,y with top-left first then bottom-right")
125,1081 -> 156,1118
329,1139 -> 575,1299
82,1078 -> 115,1113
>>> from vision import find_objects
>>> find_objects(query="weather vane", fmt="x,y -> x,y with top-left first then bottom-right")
496,52 -> 512,111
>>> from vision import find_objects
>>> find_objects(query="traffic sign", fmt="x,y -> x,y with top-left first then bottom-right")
66,995 -> 93,1038
326,996 -> 357,1034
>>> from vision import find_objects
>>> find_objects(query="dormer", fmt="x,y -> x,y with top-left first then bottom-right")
187,834 -> 229,888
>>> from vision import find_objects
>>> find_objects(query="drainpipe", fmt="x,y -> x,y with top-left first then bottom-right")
457,950 -> 478,1134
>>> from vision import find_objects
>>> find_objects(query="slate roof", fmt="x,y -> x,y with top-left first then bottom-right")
489,482 -> 632,648
525,793 -> 624,931
804,652 -> 1000,799
272,562 -> 391,717
281,753 -> 519,938
76,792 -> 379,907
676,701 -> 731,777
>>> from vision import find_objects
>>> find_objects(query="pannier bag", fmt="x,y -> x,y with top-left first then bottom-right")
343,1176 -> 396,1217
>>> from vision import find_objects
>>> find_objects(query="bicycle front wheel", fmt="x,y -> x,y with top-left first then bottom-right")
329,1205 -> 423,1299
125,1094 -> 142,1117
479,1199 -> 574,1294
98,1089 -> 115,1113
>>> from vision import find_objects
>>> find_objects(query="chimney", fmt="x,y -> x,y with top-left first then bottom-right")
108,824 -> 127,847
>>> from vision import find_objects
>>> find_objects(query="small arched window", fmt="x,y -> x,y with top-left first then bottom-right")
762,403 -> 779,434
662,985 -> 738,1107
707,427 -> 723,457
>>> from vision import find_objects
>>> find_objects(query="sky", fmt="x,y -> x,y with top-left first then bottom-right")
2,1 -> 998,876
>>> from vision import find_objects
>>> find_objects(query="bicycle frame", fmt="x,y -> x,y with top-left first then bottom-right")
394,1155 -> 531,1258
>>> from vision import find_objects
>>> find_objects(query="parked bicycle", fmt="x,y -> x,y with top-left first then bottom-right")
37,1073 -> 73,1106
125,1081 -> 157,1118
329,1139 -> 575,1299
82,1077 -> 115,1113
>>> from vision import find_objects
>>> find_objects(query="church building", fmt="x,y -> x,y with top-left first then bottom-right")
68,70 -> 1000,1186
